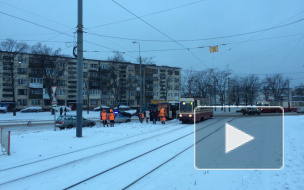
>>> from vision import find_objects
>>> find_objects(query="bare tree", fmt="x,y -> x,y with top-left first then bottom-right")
0,38 -> 29,116
230,76 -> 242,106
30,43 -> 67,110
294,84 -> 304,97
264,74 -> 289,101
214,69 -> 230,110
240,75 -> 260,105
181,69 -> 197,98
107,51 -> 127,109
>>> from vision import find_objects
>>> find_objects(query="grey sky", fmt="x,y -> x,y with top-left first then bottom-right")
1,0 -> 303,86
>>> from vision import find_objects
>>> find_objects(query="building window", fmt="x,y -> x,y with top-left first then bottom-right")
128,67 -> 134,72
90,64 -> 97,68
102,91 -> 108,95
17,99 -> 27,106
129,91 -> 135,97
168,93 -> 172,97
153,92 -> 158,97
90,72 -> 98,77
18,57 -> 27,64
101,100 -> 107,105
58,100 -> 65,105
174,93 -> 179,97
30,78 -> 43,84
91,81 -> 99,87
153,77 -> 159,82
56,89 -> 65,96
174,78 -> 179,83
174,85 -> 180,90
110,99 -> 117,105
31,69 -> 41,75
153,69 -> 158,74
18,79 -> 27,85
90,99 -> 98,105
83,72 -> 88,78
44,100 -> 51,106
18,68 -> 27,75
18,89 -> 27,95
168,85 -> 172,90
83,63 -> 88,68
58,80 -> 65,86
175,71 -> 180,75
146,91 -> 153,96
31,99 -> 41,105
168,70 -> 173,75
129,100 -> 134,105
90,89 -> 100,95
101,65 -> 108,69
30,89 -> 43,94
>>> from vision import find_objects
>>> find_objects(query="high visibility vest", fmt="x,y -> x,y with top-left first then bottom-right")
142,113 -> 145,119
101,112 -> 107,120
109,112 -> 115,120
161,116 -> 166,122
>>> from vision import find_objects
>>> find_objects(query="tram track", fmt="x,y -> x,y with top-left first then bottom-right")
0,119 -> 224,187
63,118 -> 234,190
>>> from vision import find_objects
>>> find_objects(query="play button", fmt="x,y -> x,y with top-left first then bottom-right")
225,123 -> 254,153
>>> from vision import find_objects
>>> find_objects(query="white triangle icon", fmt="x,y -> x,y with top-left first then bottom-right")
225,123 -> 254,153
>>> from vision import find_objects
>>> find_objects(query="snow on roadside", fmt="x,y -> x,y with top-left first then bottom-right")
0,119 -> 182,169
131,115 -> 304,190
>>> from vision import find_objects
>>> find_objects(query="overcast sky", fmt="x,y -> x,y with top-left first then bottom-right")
1,0 -> 303,86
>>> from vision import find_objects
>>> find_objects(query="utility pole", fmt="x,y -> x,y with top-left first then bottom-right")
214,79 -> 216,111
133,41 -> 143,123
288,79 -> 290,112
76,0 -> 83,137
228,77 -> 230,112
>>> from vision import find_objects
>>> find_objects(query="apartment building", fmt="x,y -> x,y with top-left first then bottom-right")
0,51 -> 181,111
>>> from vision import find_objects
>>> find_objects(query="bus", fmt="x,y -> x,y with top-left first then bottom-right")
158,101 -> 179,119
179,98 -> 213,123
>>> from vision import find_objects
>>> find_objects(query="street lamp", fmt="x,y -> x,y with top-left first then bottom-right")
133,41 -> 143,123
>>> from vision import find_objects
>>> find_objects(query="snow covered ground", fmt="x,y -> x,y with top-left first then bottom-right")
0,115 -> 303,189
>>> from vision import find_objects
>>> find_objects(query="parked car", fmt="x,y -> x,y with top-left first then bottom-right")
243,108 -> 261,115
56,115 -> 96,129
236,108 -> 245,113
51,106 -> 72,112
297,108 -> 304,113
94,105 -> 110,112
20,107 -> 43,113
113,110 -> 132,118
0,107 -> 7,114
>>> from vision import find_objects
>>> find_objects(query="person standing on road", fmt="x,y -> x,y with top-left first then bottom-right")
64,107 -> 67,116
101,109 -> 108,127
145,110 -> 150,123
152,109 -> 157,124
109,109 -> 115,127
60,107 -> 63,116
159,108 -> 166,124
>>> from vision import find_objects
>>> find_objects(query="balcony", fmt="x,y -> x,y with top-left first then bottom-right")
29,83 -> 43,88
29,94 -> 43,99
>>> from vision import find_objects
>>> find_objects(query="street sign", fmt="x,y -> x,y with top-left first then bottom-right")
209,45 -> 218,53
51,86 -> 57,105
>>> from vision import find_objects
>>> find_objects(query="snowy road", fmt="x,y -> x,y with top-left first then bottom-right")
0,115 -> 303,190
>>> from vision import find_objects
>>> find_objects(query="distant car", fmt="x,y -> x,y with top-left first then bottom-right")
56,115 -> 96,130
297,108 -> 304,113
20,107 -> 43,113
113,105 -> 130,111
113,110 -> 132,118
243,108 -> 261,115
51,106 -> 72,112
94,105 -> 110,112
0,107 -> 7,114
236,108 -> 245,113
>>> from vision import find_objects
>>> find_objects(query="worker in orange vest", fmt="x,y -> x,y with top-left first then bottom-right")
138,111 -> 145,123
109,109 -> 115,127
101,109 -> 108,127
159,108 -> 166,124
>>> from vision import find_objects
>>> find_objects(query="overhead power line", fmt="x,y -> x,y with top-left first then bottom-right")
0,1 -> 72,29
111,0 -> 208,68
0,11 -> 137,59
86,17 -> 304,42
88,0 -> 206,29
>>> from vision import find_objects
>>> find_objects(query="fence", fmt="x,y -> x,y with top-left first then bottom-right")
1,127 -> 10,155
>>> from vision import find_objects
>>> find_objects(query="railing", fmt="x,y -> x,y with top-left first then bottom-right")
1,127 -> 10,155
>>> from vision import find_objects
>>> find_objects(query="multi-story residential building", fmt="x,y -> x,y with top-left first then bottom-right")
0,51 -> 181,111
